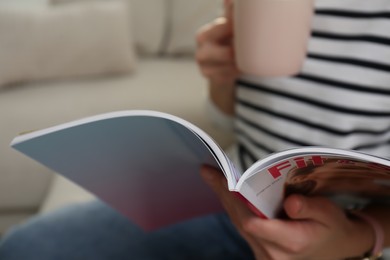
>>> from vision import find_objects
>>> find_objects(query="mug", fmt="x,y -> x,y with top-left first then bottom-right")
234,0 -> 314,77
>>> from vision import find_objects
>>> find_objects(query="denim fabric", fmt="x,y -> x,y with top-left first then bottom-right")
0,200 -> 254,260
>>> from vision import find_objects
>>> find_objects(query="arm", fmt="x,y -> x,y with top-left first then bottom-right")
195,0 -> 239,116
201,165 -> 389,260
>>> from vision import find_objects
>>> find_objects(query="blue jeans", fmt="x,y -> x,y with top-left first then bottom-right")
0,200 -> 254,260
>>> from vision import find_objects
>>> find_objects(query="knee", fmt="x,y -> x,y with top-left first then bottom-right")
0,202 -> 98,259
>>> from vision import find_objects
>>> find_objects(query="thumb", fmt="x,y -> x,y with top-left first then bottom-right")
200,165 -> 227,194
284,195 -> 338,224
224,0 -> 234,22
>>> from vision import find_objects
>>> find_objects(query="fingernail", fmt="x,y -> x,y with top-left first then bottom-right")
285,195 -> 304,216
294,196 -> 303,215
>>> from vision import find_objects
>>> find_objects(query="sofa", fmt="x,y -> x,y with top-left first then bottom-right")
0,0 -> 235,235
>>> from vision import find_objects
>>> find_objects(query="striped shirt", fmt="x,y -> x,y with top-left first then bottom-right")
233,0 -> 390,172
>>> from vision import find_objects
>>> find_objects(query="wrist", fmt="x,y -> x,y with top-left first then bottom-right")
209,81 -> 236,116
355,211 -> 384,259
205,98 -> 235,131
347,211 -> 384,260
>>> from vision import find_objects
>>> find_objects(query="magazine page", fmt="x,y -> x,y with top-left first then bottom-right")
235,148 -> 390,219
11,110 -> 232,230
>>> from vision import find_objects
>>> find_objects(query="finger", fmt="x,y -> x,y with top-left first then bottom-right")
239,197 -> 328,246
196,43 -> 235,65
224,0 -> 234,23
200,165 -> 241,219
284,195 -> 343,225
200,66 -> 238,83
200,165 -> 254,220
196,18 -> 232,45
241,216 -> 325,255
200,165 -> 229,196
202,193 -> 340,256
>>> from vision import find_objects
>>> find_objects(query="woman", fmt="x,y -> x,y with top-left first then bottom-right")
1,0 -> 389,259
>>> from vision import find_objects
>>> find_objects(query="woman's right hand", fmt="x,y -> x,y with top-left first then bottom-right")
195,0 -> 239,115
195,0 -> 239,89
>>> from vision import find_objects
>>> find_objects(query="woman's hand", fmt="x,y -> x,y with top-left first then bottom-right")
195,16 -> 238,89
195,0 -> 239,115
200,165 -> 376,260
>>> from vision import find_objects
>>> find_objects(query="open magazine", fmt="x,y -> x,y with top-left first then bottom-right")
10,110 -> 390,230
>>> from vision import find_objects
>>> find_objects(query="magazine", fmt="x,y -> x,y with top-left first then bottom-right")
10,110 -> 390,230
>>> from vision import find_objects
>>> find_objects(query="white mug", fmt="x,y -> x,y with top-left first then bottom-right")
234,0 -> 314,77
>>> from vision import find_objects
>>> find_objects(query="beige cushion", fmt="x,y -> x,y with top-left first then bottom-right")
50,0 -> 221,56
164,0 -> 221,56
0,1 -> 137,87
50,0 -> 168,56
0,0 -> 48,7
129,0 -> 168,55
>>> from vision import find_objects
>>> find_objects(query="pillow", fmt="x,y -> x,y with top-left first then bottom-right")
0,1 -> 137,87
50,0 -> 221,56
164,0 -> 222,56
50,0 -> 168,56
0,0 -> 48,7
128,0 -> 168,55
